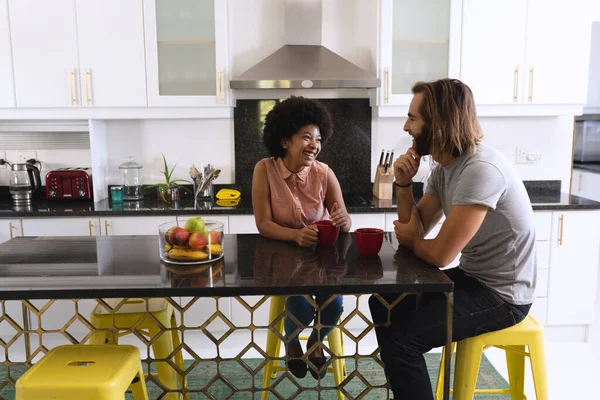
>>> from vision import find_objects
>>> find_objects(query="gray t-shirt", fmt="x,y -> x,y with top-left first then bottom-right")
426,143 -> 536,305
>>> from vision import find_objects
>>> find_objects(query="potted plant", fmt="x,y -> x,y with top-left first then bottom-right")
147,153 -> 191,204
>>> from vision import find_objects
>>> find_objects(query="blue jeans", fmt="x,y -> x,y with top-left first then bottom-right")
369,267 -> 531,400
285,295 -> 344,346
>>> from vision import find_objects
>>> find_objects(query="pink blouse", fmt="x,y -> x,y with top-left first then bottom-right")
262,157 -> 329,229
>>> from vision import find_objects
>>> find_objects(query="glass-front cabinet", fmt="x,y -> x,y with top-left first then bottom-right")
143,0 -> 229,107
378,0 -> 461,110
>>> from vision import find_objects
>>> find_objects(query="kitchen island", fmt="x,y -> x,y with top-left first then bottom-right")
0,233 -> 454,399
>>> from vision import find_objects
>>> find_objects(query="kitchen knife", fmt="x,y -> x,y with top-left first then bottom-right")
383,151 -> 390,169
378,150 -> 385,167
385,150 -> 395,173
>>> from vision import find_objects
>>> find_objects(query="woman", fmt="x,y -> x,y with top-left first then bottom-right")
252,96 -> 351,379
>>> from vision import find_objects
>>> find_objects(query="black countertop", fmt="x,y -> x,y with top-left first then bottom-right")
0,233 -> 452,300
574,163 -> 600,174
0,182 -> 599,218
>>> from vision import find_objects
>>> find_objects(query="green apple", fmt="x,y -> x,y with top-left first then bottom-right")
184,217 -> 205,233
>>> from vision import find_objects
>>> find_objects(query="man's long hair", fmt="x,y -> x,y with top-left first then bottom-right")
412,79 -> 483,158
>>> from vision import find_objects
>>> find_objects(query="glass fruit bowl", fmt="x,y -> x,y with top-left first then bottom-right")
158,217 -> 224,265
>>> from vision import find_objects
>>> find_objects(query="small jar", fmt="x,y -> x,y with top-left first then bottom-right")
110,186 -> 123,203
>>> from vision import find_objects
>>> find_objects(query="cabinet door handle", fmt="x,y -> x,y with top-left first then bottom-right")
68,68 -> 76,105
558,214 -> 564,246
385,67 -> 390,104
84,68 -> 92,105
528,66 -> 534,102
513,66 -> 519,102
104,220 -> 110,236
217,68 -> 223,104
9,223 -> 15,239
88,220 -> 94,236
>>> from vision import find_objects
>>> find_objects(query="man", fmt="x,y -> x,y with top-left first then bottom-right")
369,78 -> 536,400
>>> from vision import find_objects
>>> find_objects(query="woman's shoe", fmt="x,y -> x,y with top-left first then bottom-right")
308,355 -> 327,379
286,358 -> 307,378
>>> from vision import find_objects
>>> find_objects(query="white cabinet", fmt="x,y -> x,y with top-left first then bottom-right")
143,0 -> 230,107
584,22 -> 600,113
348,213 -> 386,232
9,0 -> 80,107
461,0 -> 592,107
0,0 -> 14,107
547,210 -> 600,325
571,169 -> 600,202
228,215 -> 258,234
378,0 -> 461,109
22,217 -> 101,236
75,0 -> 147,107
100,216 -> 177,236
0,219 -> 23,243
8,0 -> 146,108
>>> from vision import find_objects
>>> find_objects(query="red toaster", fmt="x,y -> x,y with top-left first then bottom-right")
46,168 -> 93,200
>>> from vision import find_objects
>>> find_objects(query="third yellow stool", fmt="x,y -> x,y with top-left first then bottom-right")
435,314 -> 548,400
261,296 -> 347,400
90,298 -> 186,400
16,344 -> 148,400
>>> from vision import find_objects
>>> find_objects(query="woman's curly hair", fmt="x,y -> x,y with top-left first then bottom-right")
262,96 -> 333,158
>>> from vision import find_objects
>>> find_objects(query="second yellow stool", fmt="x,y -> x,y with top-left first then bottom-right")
435,314 -> 548,400
16,344 -> 148,400
261,296 -> 347,400
90,298 -> 186,400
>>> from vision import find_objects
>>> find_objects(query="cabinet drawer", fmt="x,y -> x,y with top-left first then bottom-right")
533,212 -> 552,241
228,215 -> 258,234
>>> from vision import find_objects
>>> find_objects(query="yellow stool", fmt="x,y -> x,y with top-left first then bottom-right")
16,344 -> 148,399
435,314 -> 548,400
261,296 -> 347,400
90,298 -> 186,400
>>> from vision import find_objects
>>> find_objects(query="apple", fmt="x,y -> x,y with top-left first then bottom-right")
169,227 -> 189,246
164,226 -> 177,245
188,232 -> 207,250
202,230 -> 221,244
184,217 -> 205,233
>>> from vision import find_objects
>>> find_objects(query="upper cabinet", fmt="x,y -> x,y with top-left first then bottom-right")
461,0 -> 593,110
143,0 -> 230,107
8,0 -> 147,108
378,0 -> 462,110
0,0 -> 15,107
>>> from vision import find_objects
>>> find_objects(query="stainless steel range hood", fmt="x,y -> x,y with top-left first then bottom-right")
230,0 -> 380,90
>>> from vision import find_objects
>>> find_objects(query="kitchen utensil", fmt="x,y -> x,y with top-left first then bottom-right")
7,159 -> 42,204
196,168 -> 221,198
386,150 -> 394,173
118,157 -> 144,201
355,228 -> 384,255
378,150 -> 385,167
383,151 -> 390,168
216,188 -> 240,200
314,220 -> 340,246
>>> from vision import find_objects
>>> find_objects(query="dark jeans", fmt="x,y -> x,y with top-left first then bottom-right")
368,267 -> 531,400
285,295 -> 344,346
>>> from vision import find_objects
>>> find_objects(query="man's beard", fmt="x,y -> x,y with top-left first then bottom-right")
413,125 -> 433,156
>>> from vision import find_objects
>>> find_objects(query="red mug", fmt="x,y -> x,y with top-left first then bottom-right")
314,220 -> 340,246
355,228 -> 384,256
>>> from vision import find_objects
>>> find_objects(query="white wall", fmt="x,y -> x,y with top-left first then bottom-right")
103,119 -> 235,186
372,116 -> 575,191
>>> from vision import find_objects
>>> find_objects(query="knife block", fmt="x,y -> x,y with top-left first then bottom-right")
373,165 -> 394,199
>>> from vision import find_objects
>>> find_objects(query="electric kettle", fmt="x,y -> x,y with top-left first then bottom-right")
7,160 -> 42,204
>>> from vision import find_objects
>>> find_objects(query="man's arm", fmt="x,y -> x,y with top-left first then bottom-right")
397,186 -> 443,236
407,204 -> 488,268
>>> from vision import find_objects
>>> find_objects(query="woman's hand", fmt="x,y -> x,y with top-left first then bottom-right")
394,148 -> 421,185
330,202 -> 350,230
295,225 -> 319,247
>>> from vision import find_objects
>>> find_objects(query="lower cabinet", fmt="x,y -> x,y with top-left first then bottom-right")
100,216 -> 177,236
22,217 -> 102,236
229,215 -> 259,234
572,169 -> 600,202
0,219 -> 23,244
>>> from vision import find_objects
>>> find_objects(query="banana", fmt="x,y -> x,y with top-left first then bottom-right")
168,248 -> 209,261
206,244 -> 222,255
164,243 -> 172,252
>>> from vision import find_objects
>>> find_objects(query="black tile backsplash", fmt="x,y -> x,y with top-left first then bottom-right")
234,99 -> 372,195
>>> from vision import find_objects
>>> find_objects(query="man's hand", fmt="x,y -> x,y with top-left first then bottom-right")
295,225 -> 318,247
394,148 -> 421,185
393,205 -> 424,249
